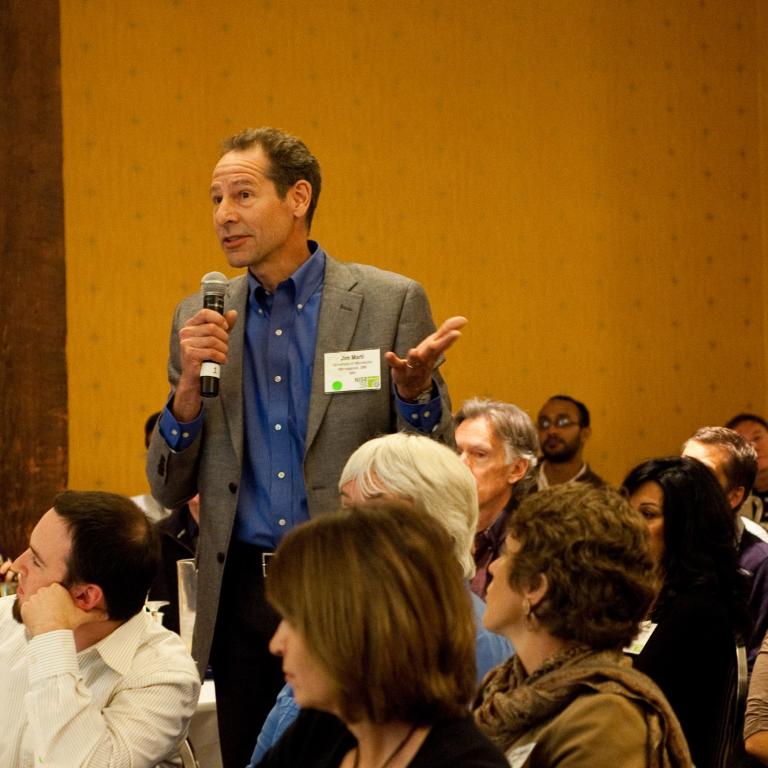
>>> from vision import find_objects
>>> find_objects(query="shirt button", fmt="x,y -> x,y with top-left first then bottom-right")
278,518 -> 287,527
297,303 -> 304,310
258,308 -> 264,315
274,375 -> 282,383
275,329 -> 283,336
182,431 -> 190,438
423,411 -> 431,418
274,424 -> 282,431
410,413 -> 419,421
171,428 -> 179,435
277,471 -> 286,479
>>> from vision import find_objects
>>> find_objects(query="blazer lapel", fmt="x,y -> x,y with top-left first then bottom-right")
305,257 -> 361,453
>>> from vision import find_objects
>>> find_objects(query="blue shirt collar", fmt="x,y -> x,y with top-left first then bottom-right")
246,241 -> 325,306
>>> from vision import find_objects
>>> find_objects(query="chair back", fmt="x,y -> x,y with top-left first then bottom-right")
178,739 -> 200,768
713,640 -> 748,768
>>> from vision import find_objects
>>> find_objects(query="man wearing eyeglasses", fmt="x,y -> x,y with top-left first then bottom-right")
536,395 -> 605,489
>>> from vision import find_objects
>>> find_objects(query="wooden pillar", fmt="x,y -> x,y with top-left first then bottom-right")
0,0 -> 67,557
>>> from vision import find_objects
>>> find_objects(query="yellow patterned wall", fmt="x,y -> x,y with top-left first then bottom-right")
61,0 -> 766,492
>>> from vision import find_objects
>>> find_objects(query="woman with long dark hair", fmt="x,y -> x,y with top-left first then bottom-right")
623,456 -> 750,768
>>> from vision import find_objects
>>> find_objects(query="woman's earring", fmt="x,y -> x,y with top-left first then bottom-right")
523,597 -> 538,629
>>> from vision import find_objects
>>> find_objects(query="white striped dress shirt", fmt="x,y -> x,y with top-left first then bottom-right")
0,596 -> 200,767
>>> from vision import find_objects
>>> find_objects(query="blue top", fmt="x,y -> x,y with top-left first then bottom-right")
248,588 -> 513,765
469,591 -> 514,683
159,243 -> 443,548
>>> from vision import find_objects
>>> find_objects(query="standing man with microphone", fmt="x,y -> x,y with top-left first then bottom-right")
147,127 -> 466,768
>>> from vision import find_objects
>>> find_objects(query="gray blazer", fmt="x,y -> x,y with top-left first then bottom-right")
147,255 -> 453,675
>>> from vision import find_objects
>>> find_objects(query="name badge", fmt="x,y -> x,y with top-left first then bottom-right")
324,349 -> 381,393
506,742 -> 536,767
624,620 -> 657,655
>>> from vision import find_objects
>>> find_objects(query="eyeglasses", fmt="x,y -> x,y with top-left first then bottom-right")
537,416 -> 580,430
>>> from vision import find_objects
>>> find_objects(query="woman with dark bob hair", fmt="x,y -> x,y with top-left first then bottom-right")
254,503 -> 507,768
473,484 -> 691,766
623,456 -> 750,768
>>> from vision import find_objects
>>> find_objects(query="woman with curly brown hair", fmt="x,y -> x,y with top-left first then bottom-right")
473,484 -> 691,767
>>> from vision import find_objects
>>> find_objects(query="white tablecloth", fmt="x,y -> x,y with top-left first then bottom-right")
188,680 -> 222,768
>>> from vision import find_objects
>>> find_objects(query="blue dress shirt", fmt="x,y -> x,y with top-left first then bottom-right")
232,245 -> 325,546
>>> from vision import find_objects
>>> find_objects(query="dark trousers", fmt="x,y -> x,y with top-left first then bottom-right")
210,542 -> 284,768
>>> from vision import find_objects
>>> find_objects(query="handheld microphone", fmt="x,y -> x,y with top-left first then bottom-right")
200,271 -> 229,398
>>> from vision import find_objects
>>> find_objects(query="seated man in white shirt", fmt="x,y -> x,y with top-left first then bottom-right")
0,490 -> 201,767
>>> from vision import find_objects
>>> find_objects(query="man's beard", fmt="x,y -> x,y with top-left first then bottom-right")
542,435 -> 581,463
11,596 -> 22,624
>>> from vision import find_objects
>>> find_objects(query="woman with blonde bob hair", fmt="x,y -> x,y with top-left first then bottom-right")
338,432 -> 478,578
255,503 -> 507,768
473,484 -> 692,767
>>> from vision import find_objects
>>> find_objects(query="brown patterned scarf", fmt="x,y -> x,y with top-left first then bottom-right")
473,646 -> 692,767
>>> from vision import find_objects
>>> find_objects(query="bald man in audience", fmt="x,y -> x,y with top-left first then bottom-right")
683,426 -> 768,669
535,394 -> 606,489
454,398 -> 539,599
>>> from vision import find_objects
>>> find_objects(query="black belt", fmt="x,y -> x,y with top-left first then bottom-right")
231,541 -> 275,578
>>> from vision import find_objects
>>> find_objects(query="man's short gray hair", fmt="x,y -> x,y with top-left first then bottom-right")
339,433 -> 478,579
455,398 -> 539,499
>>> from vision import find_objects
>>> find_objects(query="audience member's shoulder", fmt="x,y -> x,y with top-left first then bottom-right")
258,709 -> 351,767
530,692 -> 647,764
581,466 -> 607,488
129,611 -> 199,676
415,716 -> 507,766
556,690 -> 646,726
659,586 -> 732,624
741,528 -> 768,559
